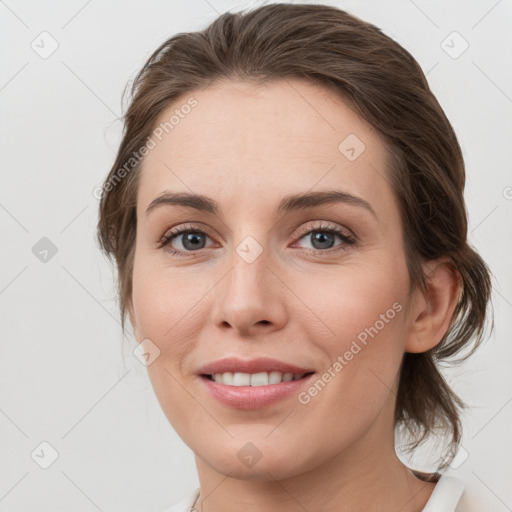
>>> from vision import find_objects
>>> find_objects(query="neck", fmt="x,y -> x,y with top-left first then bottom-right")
193,415 -> 436,512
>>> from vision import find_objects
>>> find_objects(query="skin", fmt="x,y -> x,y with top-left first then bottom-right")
128,79 -> 460,512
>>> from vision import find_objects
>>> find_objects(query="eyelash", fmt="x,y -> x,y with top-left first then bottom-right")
157,222 -> 355,258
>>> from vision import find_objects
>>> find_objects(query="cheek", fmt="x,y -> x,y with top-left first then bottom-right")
131,255 -> 205,343
301,257 -> 407,339
130,259 -> 209,438
294,261 -> 409,403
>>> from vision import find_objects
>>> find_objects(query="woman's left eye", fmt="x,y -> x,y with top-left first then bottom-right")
293,223 -> 355,253
158,222 -> 355,257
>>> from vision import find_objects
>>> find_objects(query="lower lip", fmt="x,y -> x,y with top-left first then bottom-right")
199,374 -> 315,409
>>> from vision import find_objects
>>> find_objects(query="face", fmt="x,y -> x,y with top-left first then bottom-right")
130,79 -> 416,480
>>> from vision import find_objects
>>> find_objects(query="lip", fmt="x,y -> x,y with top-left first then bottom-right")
197,357 -> 316,409
200,373 -> 316,409
198,357 -> 314,375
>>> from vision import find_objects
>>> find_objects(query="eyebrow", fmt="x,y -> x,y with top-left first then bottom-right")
146,190 -> 377,220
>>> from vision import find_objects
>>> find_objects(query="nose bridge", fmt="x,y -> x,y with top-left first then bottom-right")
230,237 -> 268,296
212,234 -> 287,335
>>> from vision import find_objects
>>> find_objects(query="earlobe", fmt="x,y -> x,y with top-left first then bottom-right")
405,258 -> 461,354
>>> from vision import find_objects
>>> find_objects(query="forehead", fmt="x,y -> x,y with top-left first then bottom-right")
137,79 -> 395,219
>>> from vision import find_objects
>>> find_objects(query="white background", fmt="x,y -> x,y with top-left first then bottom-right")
0,0 -> 511,510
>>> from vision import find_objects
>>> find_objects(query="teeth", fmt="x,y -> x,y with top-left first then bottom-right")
211,371 -> 306,386
269,371 -> 282,384
233,372 -> 250,386
250,372 -> 268,386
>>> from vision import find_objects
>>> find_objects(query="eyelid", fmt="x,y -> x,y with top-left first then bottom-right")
159,222 -> 216,244
293,220 -> 354,241
158,220 -> 356,256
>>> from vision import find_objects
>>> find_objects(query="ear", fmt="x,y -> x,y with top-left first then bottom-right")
405,258 -> 461,353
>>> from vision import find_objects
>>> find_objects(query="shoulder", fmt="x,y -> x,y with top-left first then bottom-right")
162,487 -> 200,512
422,474 -> 489,512
422,475 -> 464,511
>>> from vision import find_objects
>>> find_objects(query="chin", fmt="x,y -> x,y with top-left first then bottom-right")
195,436 -> 323,482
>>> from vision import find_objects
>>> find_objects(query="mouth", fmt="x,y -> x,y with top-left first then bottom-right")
200,371 -> 316,409
197,357 -> 316,408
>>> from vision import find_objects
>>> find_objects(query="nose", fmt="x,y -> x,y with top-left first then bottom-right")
211,246 -> 288,337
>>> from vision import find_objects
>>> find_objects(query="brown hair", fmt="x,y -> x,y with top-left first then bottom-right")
96,3 -> 492,469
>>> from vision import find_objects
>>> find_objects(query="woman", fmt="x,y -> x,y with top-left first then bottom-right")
96,4 -> 492,511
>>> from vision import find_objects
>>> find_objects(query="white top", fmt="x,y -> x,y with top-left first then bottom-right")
164,474 -> 466,512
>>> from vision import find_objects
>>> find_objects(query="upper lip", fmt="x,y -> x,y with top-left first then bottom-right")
198,357 -> 315,375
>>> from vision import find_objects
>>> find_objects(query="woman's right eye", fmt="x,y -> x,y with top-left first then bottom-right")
159,227 -> 215,256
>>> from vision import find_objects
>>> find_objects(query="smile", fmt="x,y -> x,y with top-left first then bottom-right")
204,371 -> 311,386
